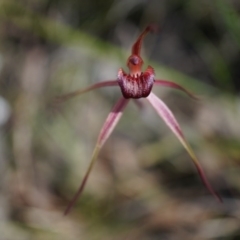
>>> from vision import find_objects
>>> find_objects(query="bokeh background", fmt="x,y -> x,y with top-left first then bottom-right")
0,0 -> 240,239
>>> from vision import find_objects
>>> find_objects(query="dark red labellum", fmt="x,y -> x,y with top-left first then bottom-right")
117,66 -> 155,99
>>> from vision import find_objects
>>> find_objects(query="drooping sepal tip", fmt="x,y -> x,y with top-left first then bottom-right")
64,146 -> 100,215
154,80 -> 200,100
180,140 -> 222,203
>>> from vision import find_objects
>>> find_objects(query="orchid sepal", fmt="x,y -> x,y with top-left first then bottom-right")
147,92 -> 221,202
64,146 -> 100,215
64,97 -> 129,215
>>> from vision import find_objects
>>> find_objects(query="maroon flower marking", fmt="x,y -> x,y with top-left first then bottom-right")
117,66 -> 155,99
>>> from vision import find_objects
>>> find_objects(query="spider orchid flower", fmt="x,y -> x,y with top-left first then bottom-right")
59,25 -> 221,215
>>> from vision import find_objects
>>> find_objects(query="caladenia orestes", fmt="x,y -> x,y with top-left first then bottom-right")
57,25 -> 222,215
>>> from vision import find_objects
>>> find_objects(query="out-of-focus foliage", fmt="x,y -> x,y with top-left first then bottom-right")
0,0 -> 240,239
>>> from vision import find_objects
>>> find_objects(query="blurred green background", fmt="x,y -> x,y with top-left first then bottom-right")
0,0 -> 240,239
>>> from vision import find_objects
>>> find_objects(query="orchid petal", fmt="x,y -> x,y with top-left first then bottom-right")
147,92 -> 221,202
154,80 -> 199,100
56,80 -> 118,103
64,97 -> 129,215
